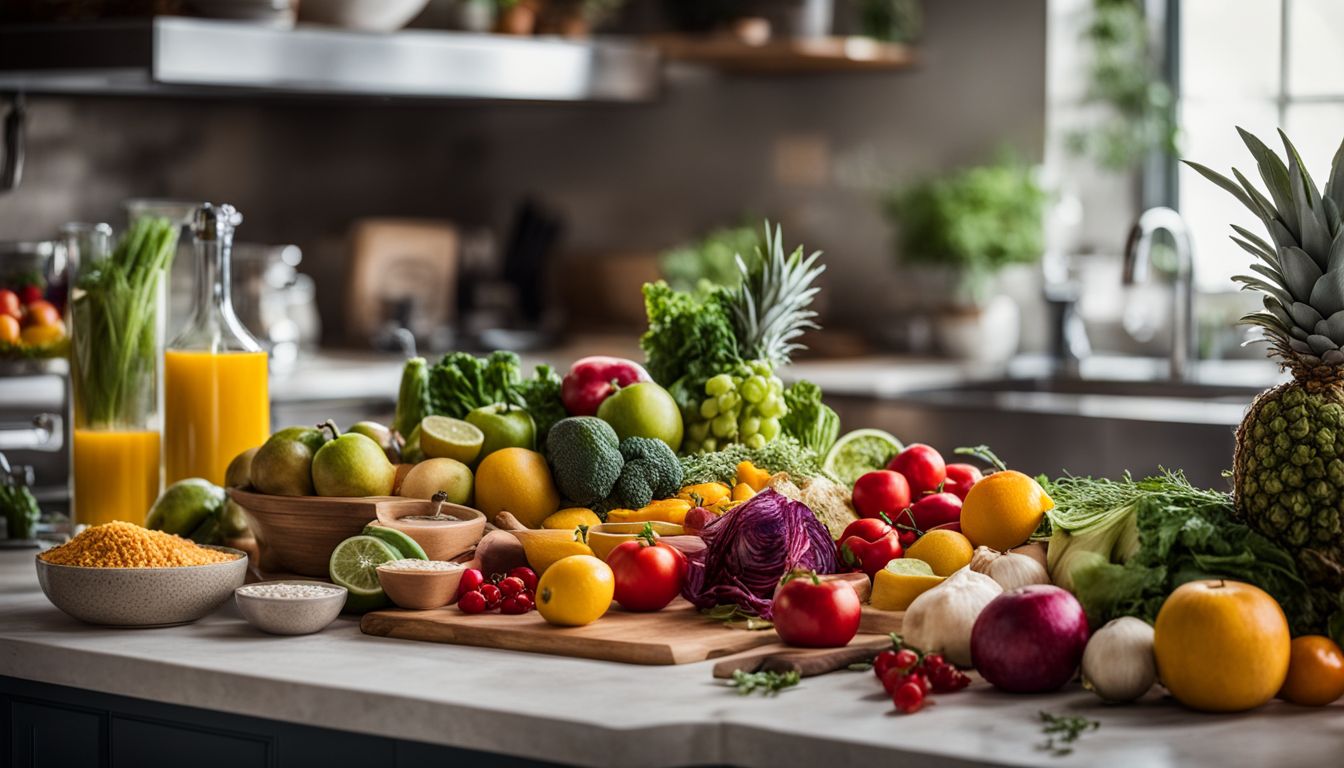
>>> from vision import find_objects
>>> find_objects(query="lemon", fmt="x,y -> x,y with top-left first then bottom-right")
474,447 -> 560,528
419,415 -> 485,464
871,559 -> 945,611
542,508 -> 602,530
536,554 -> 614,627
905,529 -> 974,577
960,470 -> 1054,551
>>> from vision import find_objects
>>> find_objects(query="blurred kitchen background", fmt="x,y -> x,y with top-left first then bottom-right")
1,0 -> 1340,517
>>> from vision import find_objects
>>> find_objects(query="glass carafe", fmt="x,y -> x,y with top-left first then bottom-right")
67,220 -> 173,527
163,204 -> 270,485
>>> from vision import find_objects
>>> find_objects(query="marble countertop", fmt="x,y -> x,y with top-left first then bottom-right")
2,551 -> 1339,767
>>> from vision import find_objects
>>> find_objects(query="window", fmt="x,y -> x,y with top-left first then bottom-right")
1178,0 -> 1344,293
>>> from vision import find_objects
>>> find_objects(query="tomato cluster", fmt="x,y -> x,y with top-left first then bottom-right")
872,638 -> 972,714
850,445 -> 984,552
0,286 -> 66,349
458,567 -> 539,615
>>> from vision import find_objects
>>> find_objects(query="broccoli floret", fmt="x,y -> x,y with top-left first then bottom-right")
612,437 -> 685,509
545,417 -> 624,506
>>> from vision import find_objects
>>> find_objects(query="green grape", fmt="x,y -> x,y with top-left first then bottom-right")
706,374 -> 734,397
688,421 -> 709,442
717,392 -> 740,412
744,433 -> 767,450
768,376 -> 784,393
741,376 -> 767,404
741,416 -> 761,438
758,394 -> 783,418
702,437 -> 718,452
760,417 -> 781,441
700,398 -> 719,419
750,360 -> 772,377
711,413 -> 737,438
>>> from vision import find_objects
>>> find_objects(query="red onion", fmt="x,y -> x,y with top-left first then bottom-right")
970,584 -> 1090,693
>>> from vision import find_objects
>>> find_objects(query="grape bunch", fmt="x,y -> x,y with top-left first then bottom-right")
683,360 -> 788,453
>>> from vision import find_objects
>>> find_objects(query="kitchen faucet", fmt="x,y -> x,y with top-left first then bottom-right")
1123,206 -> 1195,381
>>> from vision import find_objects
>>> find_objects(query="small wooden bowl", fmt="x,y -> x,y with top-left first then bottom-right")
228,489 -> 425,578
376,563 -> 465,610
373,501 -> 486,561
587,521 -> 685,561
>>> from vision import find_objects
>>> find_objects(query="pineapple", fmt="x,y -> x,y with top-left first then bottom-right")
727,222 -> 826,367
1188,128 -> 1344,588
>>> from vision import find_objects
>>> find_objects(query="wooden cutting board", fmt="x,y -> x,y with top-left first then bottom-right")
361,599 -> 784,665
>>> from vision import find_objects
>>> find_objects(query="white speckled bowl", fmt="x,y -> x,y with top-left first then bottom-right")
35,546 -> 247,627
234,581 -> 348,635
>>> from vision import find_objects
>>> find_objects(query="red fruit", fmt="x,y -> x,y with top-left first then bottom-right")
480,583 -> 502,609
908,492 -> 962,532
894,649 -> 920,672
501,595 -> 530,614
887,444 -> 946,497
943,464 -> 983,500
892,682 -> 925,714
19,285 -> 42,305
561,356 -> 652,416
873,650 -> 900,680
929,664 -> 971,693
608,529 -> 687,612
852,470 -> 911,520
458,591 -> 487,614
24,300 -> 61,327
772,571 -> 862,648
881,669 -> 930,697
514,593 -> 534,611
508,567 -> 538,592
0,290 -> 19,320
499,576 -> 526,597
897,529 -> 917,548
921,652 -> 947,671
836,516 -> 903,577
456,568 -> 485,600
683,506 -> 717,535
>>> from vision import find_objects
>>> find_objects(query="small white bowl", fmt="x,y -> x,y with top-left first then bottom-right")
234,581 -> 348,635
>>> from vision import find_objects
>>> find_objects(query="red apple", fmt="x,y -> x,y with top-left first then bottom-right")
971,585 -> 1090,693
561,356 -> 652,417
852,470 -> 911,520
943,463 -> 983,499
887,444 -> 946,496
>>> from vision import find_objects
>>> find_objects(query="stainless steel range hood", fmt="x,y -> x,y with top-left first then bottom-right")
0,18 -> 661,102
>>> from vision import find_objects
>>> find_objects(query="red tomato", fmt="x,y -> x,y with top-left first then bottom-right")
608,529 -> 687,612
0,290 -> 18,320
852,470 -> 911,520
908,492 -> 963,531
836,516 -> 903,577
943,463 -> 983,499
771,571 -> 861,648
508,566 -> 538,592
456,568 -> 485,601
19,285 -> 42,305
25,300 -> 61,327
887,444 -> 946,496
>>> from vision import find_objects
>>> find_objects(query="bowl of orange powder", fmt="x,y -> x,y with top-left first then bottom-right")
37,521 -> 247,627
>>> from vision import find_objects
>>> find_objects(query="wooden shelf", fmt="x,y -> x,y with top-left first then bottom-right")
651,34 -> 915,74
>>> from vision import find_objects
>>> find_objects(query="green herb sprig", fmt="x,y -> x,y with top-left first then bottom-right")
728,669 -> 800,696
1038,711 -> 1099,757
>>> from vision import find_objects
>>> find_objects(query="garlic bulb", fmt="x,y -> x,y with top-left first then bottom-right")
903,568 -> 1002,667
970,546 -> 1051,591
1009,541 -> 1048,570
1081,616 -> 1157,703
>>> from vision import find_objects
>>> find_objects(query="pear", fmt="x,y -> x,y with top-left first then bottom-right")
251,426 -> 328,497
312,422 -> 397,497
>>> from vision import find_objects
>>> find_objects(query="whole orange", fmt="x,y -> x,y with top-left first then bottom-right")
1279,635 -> 1344,706
0,314 -> 18,344
1153,579 -> 1290,712
473,447 -> 560,528
959,470 -> 1053,551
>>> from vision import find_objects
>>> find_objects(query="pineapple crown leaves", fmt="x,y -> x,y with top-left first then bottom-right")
726,221 -> 825,368
1184,128 -> 1344,371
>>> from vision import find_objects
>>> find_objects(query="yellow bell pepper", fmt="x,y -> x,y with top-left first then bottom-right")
735,461 -> 772,492
608,498 -> 693,524
677,482 -> 731,508
731,482 -> 755,502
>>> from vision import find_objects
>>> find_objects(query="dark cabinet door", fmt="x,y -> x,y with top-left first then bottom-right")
8,699 -> 105,768
110,717 -> 271,768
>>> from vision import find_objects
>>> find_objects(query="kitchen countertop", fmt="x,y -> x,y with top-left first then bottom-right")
2,551 -> 1340,767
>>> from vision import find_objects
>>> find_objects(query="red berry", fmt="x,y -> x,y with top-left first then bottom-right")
499,576 -> 526,597
458,591 -> 487,614
921,653 -> 946,671
873,650 -> 900,679
882,669 -> 930,697
513,593 -> 534,612
893,649 -> 919,673
480,583 -> 502,609
892,682 -> 925,714
929,665 -> 971,693
500,596 -> 529,615
456,568 -> 485,599
508,566 -> 538,592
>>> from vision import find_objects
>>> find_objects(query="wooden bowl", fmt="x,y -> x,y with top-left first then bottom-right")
587,521 -> 685,561
228,489 -> 425,578
373,500 -> 486,561
376,563 -> 466,610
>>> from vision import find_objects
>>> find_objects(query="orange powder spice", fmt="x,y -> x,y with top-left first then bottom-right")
39,521 -> 236,568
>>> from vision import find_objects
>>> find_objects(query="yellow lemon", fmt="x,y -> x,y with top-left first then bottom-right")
959,470 -> 1053,551
535,554 -> 614,627
542,507 -> 602,530
514,528 -> 595,575
870,560 -> 945,611
474,448 -> 559,528
905,529 -> 974,577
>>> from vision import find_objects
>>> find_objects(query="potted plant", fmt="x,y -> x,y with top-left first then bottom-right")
883,156 -> 1046,362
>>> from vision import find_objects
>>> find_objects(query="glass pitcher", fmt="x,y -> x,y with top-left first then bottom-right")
163,204 -> 270,485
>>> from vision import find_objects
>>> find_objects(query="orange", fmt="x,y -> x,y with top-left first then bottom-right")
19,321 -> 65,347
904,529 -> 974,577
1154,579 -> 1290,712
0,314 -> 18,344
959,470 -> 1053,551
473,447 -> 560,528
1279,635 -> 1344,706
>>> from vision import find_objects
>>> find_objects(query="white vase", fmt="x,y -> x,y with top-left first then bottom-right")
933,293 -> 1021,364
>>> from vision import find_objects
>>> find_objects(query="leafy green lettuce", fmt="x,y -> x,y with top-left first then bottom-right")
779,380 -> 840,456
427,351 -> 566,440
639,281 -> 740,408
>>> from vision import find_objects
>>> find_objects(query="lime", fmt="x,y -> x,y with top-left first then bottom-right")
883,558 -> 936,577
420,415 -> 486,464
329,535 -> 399,596
823,429 -> 904,487
362,524 -> 428,560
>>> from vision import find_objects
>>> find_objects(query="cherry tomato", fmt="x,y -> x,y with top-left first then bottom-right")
458,591 -> 487,614
608,527 -> 687,612
508,566 -> 538,592
500,595 -> 529,614
456,568 -> 485,600
0,315 -> 18,345
883,669 -> 931,696
892,682 -> 925,714
0,290 -> 18,320
513,593 -> 534,612
19,285 -> 42,305
852,470 -> 911,520
499,576 -> 526,597
480,583 -> 502,610
25,300 -> 61,327
929,664 -> 971,693
943,463 -> 983,500
772,571 -> 861,648
886,444 -> 946,497
921,653 -> 947,671
873,650 -> 900,679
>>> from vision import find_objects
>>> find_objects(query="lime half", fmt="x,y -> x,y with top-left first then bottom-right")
419,415 -> 485,464
362,524 -> 428,561
329,535 -> 399,596
883,558 -> 936,577
824,429 -> 904,487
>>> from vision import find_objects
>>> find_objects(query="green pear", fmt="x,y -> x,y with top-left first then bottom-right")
312,425 -> 397,498
251,426 -> 327,496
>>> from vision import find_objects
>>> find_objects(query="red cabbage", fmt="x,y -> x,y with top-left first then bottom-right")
681,489 -> 837,618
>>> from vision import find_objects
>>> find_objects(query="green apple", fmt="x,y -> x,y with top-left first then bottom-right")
465,403 -> 536,460
597,382 -> 684,452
